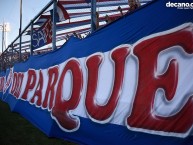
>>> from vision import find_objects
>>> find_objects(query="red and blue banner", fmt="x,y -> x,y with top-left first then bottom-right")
32,18 -> 52,50
0,0 -> 193,144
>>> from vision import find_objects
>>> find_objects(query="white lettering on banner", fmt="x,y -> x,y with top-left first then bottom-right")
32,19 -> 52,48
166,1 -> 193,9
3,68 -> 13,94
0,23 -> 193,138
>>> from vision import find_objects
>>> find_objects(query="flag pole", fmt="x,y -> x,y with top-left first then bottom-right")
1,22 -> 4,53
52,0 -> 57,50
19,0 -> 22,61
30,20 -> 33,55
91,0 -> 97,33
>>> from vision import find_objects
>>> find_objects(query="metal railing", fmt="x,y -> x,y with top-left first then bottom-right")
0,0 -> 56,72
0,0 -> 99,72
0,0 -> 149,72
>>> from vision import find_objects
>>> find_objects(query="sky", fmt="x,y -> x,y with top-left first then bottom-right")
0,0 -> 50,53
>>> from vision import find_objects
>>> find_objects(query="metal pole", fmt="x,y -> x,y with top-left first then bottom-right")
2,23 -> 4,53
52,0 -> 57,50
19,0 -> 22,61
0,53 -> 2,71
0,58 -> 1,71
2,53 -> 4,71
91,0 -> 97,33
30,21 -> 33,55
11,44 -> 13,66
0,26 -> 2,71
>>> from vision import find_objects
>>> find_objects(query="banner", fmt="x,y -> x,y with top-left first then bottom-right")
0,0 -> 193,145
32,19 -> 52,50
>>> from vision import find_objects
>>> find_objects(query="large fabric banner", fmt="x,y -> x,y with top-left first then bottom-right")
0,0 -> 193,145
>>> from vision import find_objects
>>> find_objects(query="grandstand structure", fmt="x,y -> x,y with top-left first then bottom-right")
0,0 -> 150,71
